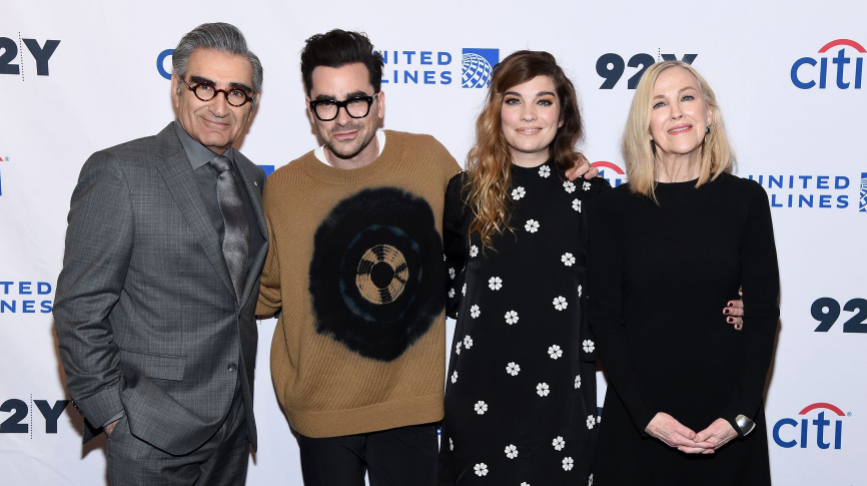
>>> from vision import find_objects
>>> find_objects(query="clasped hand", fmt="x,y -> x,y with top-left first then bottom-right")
645,413 -> 738,454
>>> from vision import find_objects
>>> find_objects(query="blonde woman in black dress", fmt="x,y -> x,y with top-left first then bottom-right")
589,61 -> 779,485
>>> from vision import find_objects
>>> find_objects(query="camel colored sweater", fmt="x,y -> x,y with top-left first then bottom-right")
257,130 -> 461,438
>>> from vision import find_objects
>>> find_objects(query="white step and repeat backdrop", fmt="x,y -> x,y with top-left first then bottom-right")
2,1 -> 865,484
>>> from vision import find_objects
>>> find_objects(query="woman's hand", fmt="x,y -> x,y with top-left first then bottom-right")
693,418 -> 739,454
564,152 -> 599,181
645,412 -> 713,454
724,288 -> 745,330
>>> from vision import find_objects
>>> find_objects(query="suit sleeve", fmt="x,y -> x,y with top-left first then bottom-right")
720,183 -> 780,435
256,179 -> 282,318
443,173 -> 468,319
53,151 -> 132,429
587,195 -> 657,435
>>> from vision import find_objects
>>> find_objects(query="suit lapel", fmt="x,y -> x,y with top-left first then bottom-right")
234,155 -> 269,306
153,124 -> 236,299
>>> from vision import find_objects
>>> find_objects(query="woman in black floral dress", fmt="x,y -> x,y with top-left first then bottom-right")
438,50 -> 606,486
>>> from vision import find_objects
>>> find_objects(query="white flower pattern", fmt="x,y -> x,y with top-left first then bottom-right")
444,160 -> 597,481
552,436 -> 565,451
573,198 -> 582,212
548,344 -> 563,359
525,219 -> 540,233
506,362 -> 521,376
474,401 -> 488,415
504,444 -> 518,459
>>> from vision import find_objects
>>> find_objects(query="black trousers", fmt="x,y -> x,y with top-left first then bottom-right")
296,423 -> 439,486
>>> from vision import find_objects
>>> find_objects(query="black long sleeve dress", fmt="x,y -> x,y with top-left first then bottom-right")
587,173 -> 780,485
438,161 -> 608,486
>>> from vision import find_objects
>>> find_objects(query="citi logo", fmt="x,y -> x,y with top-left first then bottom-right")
773,402 -> 849,450
591,161 -> 627,187
791,39 -> 865,89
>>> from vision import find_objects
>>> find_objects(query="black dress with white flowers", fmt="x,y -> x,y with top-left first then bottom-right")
439,161 -> 609,486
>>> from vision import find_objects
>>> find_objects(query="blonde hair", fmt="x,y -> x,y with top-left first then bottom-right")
622,61 -> 734,201
466,50 -> 584,250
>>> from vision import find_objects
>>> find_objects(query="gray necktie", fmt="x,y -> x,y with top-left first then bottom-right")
210,155 -> 249,300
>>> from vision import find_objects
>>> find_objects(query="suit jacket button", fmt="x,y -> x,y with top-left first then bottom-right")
228,363 -> 238,372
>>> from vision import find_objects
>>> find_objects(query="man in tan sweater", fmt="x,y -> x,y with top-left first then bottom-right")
256,30 -> 459,485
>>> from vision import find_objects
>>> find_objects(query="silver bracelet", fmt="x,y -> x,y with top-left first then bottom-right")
735,414 -> 756,436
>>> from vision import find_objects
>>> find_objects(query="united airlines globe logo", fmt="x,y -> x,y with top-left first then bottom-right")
860,172 -> 867,212
461,51 -> 495,88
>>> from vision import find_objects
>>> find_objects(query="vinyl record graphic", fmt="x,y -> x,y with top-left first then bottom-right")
309,187 -> 445,361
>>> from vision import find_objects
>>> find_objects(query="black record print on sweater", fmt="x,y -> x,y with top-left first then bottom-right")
309,187 -> 445,361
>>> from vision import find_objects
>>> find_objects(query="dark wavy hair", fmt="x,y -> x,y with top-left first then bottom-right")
300,29 -> 384,96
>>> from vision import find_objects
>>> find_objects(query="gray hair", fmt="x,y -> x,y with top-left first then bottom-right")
172,23 -> 263,108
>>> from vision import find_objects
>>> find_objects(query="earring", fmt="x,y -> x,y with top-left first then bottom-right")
705,126 -> 711,134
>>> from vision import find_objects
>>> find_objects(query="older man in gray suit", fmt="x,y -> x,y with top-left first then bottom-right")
54,23 -> 267,485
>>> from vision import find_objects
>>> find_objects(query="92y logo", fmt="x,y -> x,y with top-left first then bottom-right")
597,53 -> 697,89
0,36 -> 61,76
1,398 -> 69,434
812,297 -> 867,333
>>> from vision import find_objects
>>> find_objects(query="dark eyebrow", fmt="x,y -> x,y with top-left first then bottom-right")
229,82 -> 253,93
190,75 -> 215,85
313,91 -> 373,102
189,75 -> 252,93
503,91 -> 556,98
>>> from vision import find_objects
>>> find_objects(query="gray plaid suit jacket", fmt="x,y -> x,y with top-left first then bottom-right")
54,123 -> 268,455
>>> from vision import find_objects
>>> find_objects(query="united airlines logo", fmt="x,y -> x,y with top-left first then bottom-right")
747,173 -> 864,211
376,47 -> 498,88
860,172 -> 867,212
461,48 -> 498,88
791,39 -> 865,89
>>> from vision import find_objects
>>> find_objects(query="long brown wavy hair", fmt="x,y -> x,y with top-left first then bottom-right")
465,50 -> 584,250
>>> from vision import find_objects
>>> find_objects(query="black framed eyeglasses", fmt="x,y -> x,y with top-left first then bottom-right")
180,77 -> 255,107
309,93 -> 379,121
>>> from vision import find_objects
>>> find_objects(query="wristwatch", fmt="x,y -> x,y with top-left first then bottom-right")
735,414 -> 756,436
